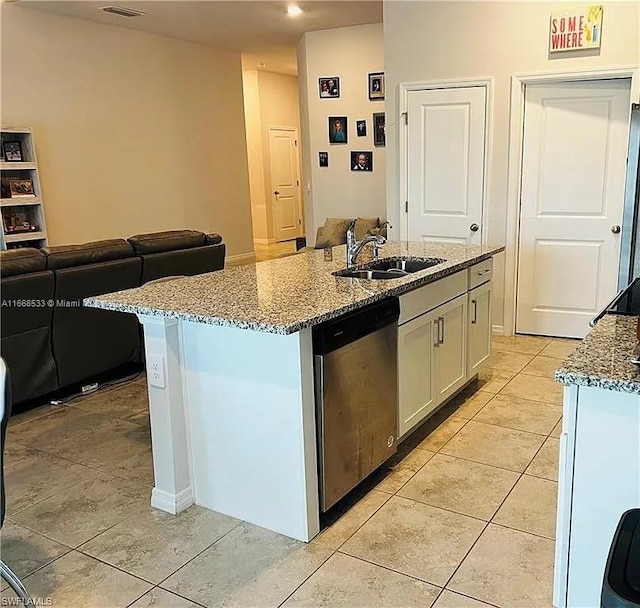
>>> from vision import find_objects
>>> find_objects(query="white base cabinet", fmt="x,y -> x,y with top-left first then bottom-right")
398,259 -> 492,439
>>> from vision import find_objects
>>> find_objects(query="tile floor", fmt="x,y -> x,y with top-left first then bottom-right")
253,240 -> 298,263
1,335 -> 577,608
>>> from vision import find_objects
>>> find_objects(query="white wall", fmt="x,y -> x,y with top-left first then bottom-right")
384,1 -> 640,332
1,4 -> 254,257
298,23 -> 385,242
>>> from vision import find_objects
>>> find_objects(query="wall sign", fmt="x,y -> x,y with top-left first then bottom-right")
549,5 -> 603,53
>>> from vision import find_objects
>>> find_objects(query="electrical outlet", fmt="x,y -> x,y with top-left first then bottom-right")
148,354 -> 165,388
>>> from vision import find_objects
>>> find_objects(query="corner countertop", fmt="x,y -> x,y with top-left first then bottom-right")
85,241 -> 504,335
555,314 -> 640,394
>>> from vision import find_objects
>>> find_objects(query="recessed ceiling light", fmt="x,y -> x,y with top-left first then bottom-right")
287,4 -> 303,17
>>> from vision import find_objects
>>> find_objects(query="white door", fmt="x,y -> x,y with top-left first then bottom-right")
406,86 -> 487,244
269,127 -> 302,242
516,80 -> 631,338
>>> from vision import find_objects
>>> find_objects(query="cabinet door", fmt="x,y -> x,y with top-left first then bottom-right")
467,282 -> 492,376
398,310 -> 437,438
433,294 -> 468,403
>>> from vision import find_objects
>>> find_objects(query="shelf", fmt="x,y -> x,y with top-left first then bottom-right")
1,198 -> 41,207
1,127 -> 32,135
4,231 -> 46,243
0,162 -> 36,171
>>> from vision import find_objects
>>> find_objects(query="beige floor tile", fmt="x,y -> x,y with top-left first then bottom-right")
474,368 -> 516,393
432,590 -> 494,607
74,381 -> 149,420
550,418 -> 562,438
80,506 -> 239,583
494,476 -> 557,539
341,496 -> 485,587
282,552 -> 440,607
162,522 -> 332,608
8,403 -> 63,428
4,450 -> 100,515
416,416 -> 468,452
448,524 -> 554,607
0,521 -> 71,588
45,416 -> 154,485
312,490 -> 390,549
12,476 -> 149,547
472,394 -> 562,436
129,588 -> 201,608
440,389 -> 495,420
522,355 -> 565,380
526,437 -> 560,482
4,550 -> 152,607
499,374 -> 563,406
3,443 -> 40,469
376,448 -> 435,493
491,335 -> 551,355
539,339 -> 580,360
440,421 -> 545,473
398,454 -> 519,521
487,350 -> 535,373
124,409 -> 151,427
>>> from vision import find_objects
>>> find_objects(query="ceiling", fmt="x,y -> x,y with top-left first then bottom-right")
19,0 -> 383,76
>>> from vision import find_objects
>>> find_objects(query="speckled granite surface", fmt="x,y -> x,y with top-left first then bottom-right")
85,242 -> 504,334
556,314 -> 640,394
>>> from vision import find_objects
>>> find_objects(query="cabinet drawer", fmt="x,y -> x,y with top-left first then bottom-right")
468,258 -> 493,290
399,270 -> 466,325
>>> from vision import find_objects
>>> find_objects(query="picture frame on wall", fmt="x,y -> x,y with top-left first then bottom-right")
3,141 -> 23,162
328,116 -> 348,144
351,151 -> 373,172
8,178 -> 36,198
356,120 -> 367,137
368,72 -> 385,101
373,112 -> 386,147
319,77 -> 340,98
319,151 -> 329,167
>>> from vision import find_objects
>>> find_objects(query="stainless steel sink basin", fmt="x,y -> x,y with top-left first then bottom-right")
333,257 -> 446,280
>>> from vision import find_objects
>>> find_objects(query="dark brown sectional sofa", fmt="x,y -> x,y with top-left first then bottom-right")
1,230 -> 225,407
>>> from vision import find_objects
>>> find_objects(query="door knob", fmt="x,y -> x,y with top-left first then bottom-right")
274,190 -> 280,196
611,225 -> 621,234
470,223 -> 479,232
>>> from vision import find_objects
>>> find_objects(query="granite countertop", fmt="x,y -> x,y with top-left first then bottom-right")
556,314 -> 640,394
85,241 -> 504,335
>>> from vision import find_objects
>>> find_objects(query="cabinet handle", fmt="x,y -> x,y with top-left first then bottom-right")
477,269 -> 490,276
471,299 -> 477,324
439,317 -> 445,344
433,320 -> 440,347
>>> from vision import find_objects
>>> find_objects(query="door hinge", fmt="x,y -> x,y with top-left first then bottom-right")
402,112 -> 408,126
405,201 -> 408,213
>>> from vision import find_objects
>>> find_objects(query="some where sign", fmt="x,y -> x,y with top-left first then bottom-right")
549,5 -> 603,53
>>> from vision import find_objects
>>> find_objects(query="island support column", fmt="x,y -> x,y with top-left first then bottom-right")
138,315 -> 194,514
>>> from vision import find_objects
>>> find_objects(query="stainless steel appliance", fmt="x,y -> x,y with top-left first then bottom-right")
313,299 -> 399,512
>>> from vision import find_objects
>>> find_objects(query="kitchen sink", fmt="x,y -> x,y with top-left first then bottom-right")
333,257 -> 446,280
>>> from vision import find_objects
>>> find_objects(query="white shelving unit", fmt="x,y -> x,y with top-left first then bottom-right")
1,127 -> 48,250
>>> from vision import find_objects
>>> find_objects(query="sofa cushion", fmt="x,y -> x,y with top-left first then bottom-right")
205,233 -> 223,245
314,218 -> 351,249
354,217 -> 380,241
128,230 -> 206,254
44,239 -> 134,270
0,248 -> 46,277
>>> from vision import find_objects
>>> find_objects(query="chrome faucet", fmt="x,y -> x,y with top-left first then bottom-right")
346,219 -> 386,267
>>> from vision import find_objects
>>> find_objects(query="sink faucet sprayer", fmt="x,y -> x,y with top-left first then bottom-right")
346,219 -> 386,267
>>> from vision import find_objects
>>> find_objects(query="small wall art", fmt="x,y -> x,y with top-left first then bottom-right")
368,72 -> 385,101
328,117 -> 348,144
3,141 -> 23,162
319,77 -> 340,98
356,120 -> 367,137
351,151 -> 373,172
319,151 -> 329,167
373,112 -> 385,147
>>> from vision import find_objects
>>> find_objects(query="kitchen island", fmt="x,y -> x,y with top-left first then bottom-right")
554,314 -> 640,607
86,241 -> 503,541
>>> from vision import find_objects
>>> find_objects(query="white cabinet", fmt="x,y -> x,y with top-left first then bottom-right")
467,281 -> 492,375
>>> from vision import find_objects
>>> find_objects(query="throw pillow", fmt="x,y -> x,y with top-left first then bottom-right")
314,218 -> 351,248
354,217 -> 380,241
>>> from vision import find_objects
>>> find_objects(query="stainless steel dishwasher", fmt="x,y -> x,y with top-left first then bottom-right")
313,298 -> 399,511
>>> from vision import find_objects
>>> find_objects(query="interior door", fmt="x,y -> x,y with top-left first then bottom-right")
269,127 -> 302,242
516,79 -> 631,338
406,86 -> 487,244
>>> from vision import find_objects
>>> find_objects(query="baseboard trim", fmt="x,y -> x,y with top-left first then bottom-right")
492,324 -> 505,335
253,238 -> 277,245
151,487 -> 194,514
226,252 -> 256,267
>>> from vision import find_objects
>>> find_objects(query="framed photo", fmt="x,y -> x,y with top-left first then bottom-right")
373,112 -> 386,147
368,72 -> 385,101
319,77 -> 340,98
0,141 -> 4,162
351,151 -> 373,172
328,116 -> 348,144
3,141 -> 23,162
8,178 -> 35,198
319,151 -> 329,167
356,120 -> 367,137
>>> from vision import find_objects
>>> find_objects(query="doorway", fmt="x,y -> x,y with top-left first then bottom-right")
515,78 -> 632,338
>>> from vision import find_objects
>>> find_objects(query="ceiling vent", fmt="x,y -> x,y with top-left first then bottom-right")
100,6 -> 146,18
